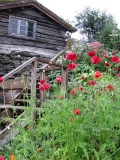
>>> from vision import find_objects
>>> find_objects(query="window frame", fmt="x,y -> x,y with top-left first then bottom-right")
8,15 -> 37,39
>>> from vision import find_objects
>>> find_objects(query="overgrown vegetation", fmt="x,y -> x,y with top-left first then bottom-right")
0,40 -> 120,160
0,2 -> 120,159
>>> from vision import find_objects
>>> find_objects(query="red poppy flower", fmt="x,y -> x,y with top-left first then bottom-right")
81,75 -> 88,80
112,51 -> 117,55
88,80 -> 96,86
0,156 -> 4,160
91,56 -> 101,64
39,84 -> 45,91
83,90 -> 87,94
78,86 -> 83,91
25,125 -> 29,130
114,68 -> 120,71
56,76 -> 62,83
94,71 -> 102,79
44,83 -> 50,90
105,61 -> 110,67
70,89 -> 77,95
67,63 -> 78,70
104,87 -> 107,92
40,79 -> 46,84
74,109 -> 81,115
81,75 -> 85,80
103,54 -> 109,58
88,51 -> 96,57
118,73 -> 120,77
98,91 -> 102,96
107,84 -> 114,91
49,61 -> 52,66
0,77 -> 3,82
111,56 -> 119,63
66,52 -> 77,61
70,117 -> 74,122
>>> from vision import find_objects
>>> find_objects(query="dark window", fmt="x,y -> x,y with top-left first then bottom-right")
9,16 -> 36,38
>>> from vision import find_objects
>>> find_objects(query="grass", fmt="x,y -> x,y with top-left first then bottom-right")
0,76 -> 120,160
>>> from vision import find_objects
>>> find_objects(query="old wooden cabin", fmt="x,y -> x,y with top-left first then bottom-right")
0,0 -> 76,76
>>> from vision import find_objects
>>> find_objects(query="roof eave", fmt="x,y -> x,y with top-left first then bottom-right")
0,0 -> 77,33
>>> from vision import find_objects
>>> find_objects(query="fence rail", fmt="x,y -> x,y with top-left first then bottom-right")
1,49 -> 68,106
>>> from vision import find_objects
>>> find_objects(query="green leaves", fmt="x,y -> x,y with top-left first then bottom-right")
75,6 -> 120,49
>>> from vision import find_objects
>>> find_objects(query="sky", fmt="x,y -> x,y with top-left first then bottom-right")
38,0 -> 120,39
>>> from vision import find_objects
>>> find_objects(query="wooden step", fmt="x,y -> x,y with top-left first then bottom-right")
14,99 -> 30,102
22,93 -> 40,96
0,104 -> 40,110
0,111 -> 28,147
0,104 -> 25,110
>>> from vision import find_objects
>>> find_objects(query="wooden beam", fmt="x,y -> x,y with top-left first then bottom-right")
61,67 -> 68,97
3,57 -> 36,81
37,57 -> 67,68
31,59 -> 37,107
0,104 -> 40,110
0,104 -> 24,110
44,67 -> 61,71
39,48 -> 67,70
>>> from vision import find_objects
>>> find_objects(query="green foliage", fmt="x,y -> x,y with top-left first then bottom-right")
0,78 -> 120,159
75,6 -> 120,49
1,40 -> 120,159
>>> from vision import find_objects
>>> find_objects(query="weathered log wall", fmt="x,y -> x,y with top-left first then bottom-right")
0,5 -> 68,76
0,51 -> 44,76
0,6 -> 67,50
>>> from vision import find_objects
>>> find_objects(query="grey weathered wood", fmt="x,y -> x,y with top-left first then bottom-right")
31,59 -> 37,107
61,67 -> 68,97
0,112 -> 28,147
0,44 -> 58,58
0,5 -> 67,57
0,37 -> 65,50
0,104 -> 40,110
3,57 -> 36,81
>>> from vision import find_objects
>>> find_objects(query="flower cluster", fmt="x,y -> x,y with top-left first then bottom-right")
89,41 -> 102,52
0,154 -> 15,160
66,52 -> 78,71
56,76 -> 63,83
39,79 -> 50,91
0,156 -> 4,160
66,52 -> 77,61
87,42 -> 120,74
0,77 -> 3,82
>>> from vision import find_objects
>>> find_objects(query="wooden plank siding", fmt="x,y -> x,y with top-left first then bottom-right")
0,6 -> 67,56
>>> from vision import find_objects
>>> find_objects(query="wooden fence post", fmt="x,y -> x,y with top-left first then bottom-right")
31,58 -> 37,107
61,67 -> 68,97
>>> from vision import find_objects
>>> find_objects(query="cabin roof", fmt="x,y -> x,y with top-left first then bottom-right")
0,0 -> 77,32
